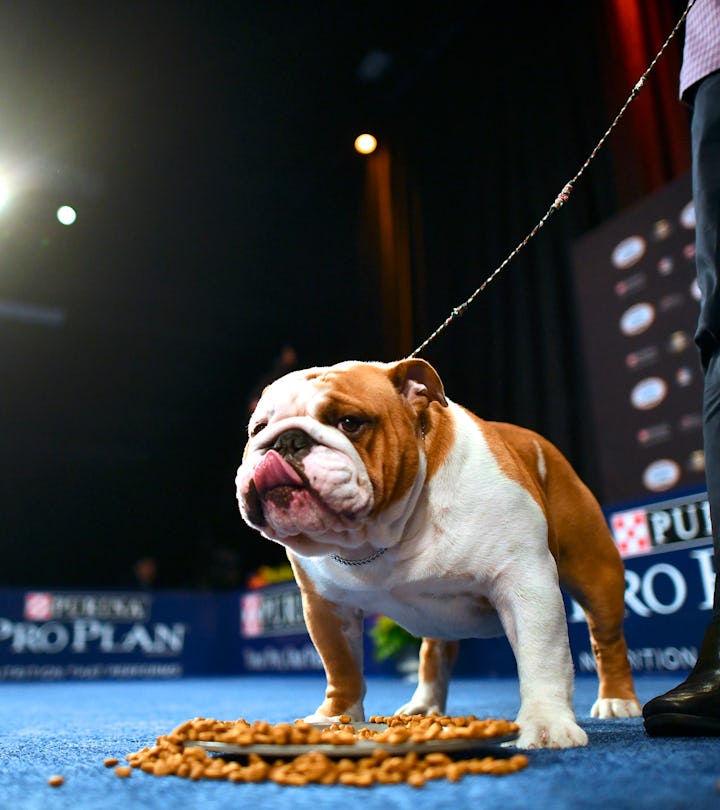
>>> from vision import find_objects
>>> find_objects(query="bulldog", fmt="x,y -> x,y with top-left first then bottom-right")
236,358 -> 641,748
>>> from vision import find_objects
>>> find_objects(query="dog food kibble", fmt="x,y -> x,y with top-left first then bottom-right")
114,766 -> 132,778
104,757 -> 119,768
48,775 -> 64,788
121,714 -> 527,787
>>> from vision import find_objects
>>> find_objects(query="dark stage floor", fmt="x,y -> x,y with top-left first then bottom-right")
2,674 -> 718,809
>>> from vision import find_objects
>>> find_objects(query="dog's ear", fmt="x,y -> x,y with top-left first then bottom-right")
389,358 -> 448,411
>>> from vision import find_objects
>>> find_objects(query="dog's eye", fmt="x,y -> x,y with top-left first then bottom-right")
250,421 -> 267,437
338,416 -> 364,435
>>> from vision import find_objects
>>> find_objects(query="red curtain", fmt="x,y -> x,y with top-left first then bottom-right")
600,0 -> 691,203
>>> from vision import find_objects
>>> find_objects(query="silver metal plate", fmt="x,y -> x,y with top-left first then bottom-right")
183,722 -> 518,759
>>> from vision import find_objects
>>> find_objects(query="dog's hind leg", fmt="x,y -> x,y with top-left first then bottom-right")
395,638 -> 459,715
537,440 -> 641,720
562,558 -> 641,718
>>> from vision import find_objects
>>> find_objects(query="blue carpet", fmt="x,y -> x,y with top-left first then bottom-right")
1,674 -> 719,809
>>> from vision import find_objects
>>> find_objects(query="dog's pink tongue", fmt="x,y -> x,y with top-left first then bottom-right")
254,450 -> 304,494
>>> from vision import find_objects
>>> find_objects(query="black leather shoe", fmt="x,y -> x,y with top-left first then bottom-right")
643,620 -> 720,736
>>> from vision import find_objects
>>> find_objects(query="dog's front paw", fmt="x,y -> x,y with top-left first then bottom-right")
303,710 -> 364,724
515,717 -> 588,749
303,697 -> 365,724
394,699 -> 443,716
394,683 -> 447,717
590,698 -> 642,719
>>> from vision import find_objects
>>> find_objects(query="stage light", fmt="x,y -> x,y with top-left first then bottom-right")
354,133 -> 378,155
56,205 -> 77,226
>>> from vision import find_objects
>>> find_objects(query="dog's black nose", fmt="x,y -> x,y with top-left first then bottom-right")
272,429 -> 315,460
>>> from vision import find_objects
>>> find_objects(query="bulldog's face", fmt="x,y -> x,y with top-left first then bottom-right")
235,359 -> 447,557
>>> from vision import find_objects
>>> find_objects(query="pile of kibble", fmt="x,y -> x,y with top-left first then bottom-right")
112,713 -> 528,787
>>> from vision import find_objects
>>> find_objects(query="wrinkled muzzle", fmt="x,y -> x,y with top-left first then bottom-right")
236,419 -> 374,543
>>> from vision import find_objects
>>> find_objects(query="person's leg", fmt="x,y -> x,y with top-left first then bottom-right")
693,73 -> 720,382
705,347 -> 720,622
643,349 -> 720,736
643,71 -> 720,735
695,76 -> 720,627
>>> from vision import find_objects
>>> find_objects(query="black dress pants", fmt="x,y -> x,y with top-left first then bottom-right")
691,71 -> 720,618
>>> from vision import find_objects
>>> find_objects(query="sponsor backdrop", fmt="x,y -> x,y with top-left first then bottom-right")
0,589 -> 243,681
0,495 -> 711,681
571,172 -> 704,507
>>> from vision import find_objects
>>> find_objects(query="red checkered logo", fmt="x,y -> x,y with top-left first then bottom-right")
24,592 -> 54,621
240,593 -> 264,638
610,509 -> 653,557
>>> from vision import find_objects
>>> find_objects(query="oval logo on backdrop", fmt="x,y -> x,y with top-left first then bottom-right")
612,236 -> 646,269
620,302 -> 655,336
680,200 -> 696,230
631,377 -> 668,410
643,459 -> 681,492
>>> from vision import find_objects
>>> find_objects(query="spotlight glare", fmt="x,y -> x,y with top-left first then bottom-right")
354,133 -> 378,155
56,205 -> 77,226
0,180 -> 9,211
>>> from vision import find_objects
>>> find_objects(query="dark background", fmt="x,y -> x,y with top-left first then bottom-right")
0,1 -> 693,589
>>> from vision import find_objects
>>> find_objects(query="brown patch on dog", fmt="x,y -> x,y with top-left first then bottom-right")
288,553 -> 365,716
311,363 -> 425,517
421,401 -> 455,480
417,638 -> 459,689
465,414 -> 548,507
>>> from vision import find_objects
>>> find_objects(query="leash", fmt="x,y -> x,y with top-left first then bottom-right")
408,0 -> 696,360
